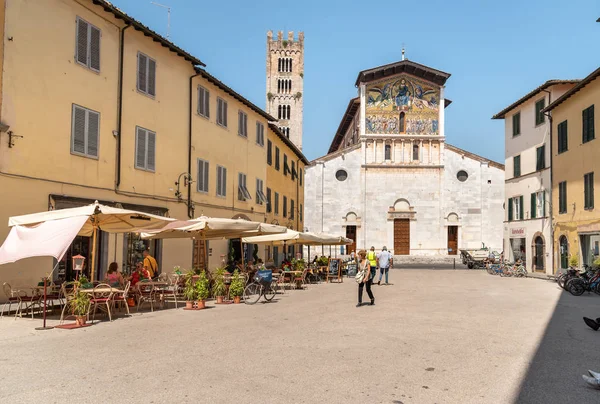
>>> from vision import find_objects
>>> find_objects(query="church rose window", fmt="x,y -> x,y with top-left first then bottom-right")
457,170 -> 468,182
335,169 -> 348,181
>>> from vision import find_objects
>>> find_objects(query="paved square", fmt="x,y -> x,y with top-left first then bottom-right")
0,270 -> 598,403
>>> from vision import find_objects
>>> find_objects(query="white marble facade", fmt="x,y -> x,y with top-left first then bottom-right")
304,60 -> 505,256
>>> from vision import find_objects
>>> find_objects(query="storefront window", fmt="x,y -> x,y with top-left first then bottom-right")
124,233 -> 160,276
580,234 -> 600,267
510,238 -> 526,263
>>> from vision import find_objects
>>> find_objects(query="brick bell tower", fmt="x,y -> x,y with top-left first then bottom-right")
266,30 -> 304,150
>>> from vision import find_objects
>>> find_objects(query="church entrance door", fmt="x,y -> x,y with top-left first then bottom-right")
345,226 -> 356,254
447,226 -> 458,255
394,219 -> 410,255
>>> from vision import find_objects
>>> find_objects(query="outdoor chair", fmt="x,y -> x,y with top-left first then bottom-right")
111,281 -> 131,316
5,284 -> 42,319
294,269 -> 309,289
137,283 -> 157,312
90,283 -> 114,323
1,283 -> 20,318
162,276 -> 184,308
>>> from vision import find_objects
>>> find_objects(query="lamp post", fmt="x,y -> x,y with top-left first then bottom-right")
72,254 -> 86,281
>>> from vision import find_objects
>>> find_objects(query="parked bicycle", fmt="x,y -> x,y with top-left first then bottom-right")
566,266 -> 600,296
243,271 -> 277,305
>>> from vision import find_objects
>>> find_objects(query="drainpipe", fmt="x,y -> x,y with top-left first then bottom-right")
296,157 -> 300,231
542,89 -> 553,272
115,24 -> 131,188
188,71 -> 201,218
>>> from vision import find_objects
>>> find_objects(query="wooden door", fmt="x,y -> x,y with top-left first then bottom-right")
394,219 -> 410,255
447,226 -> 458,255
345,225 -> 357,254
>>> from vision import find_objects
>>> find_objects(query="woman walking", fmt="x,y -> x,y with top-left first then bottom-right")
357,249 -> 375,307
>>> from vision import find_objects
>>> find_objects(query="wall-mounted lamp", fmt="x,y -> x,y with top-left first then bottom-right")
174,172 -> 194,200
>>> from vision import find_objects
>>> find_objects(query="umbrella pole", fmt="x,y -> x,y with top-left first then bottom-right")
90,227 -> 98,282
35,262 -> 59,331
240,238 -> 245,269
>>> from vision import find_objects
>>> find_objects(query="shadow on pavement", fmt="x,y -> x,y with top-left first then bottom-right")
514,283 -> 600,404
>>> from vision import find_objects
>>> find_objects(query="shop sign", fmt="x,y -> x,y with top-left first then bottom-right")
510,227 -> 526,238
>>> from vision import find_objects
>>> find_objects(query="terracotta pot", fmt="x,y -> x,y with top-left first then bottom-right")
197,300 -> 206,309
127,297 -> 135,307
216,296 -> 224,304
76,316 -> 86,326
233,296 -> 241,304
185,301 -> 194,309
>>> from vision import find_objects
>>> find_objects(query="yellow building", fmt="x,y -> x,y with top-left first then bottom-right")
547,66 -> 600,272
0,0 -> 304,289
264,123 -> 308,263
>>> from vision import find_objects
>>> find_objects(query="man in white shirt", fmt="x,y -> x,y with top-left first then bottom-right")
377,246 -> 393,285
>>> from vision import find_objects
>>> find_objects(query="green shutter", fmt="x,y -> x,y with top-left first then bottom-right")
531,193 -> 536,219
508,198 -> 513,221
519,196 -> 524,220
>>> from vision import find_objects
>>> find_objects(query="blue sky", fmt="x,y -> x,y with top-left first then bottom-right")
112,0 -> 599,163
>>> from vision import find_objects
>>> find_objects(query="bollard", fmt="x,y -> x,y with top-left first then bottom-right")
453,258 -> 455,270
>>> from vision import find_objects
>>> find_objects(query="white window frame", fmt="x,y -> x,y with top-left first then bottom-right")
512,196 -> 521,221
217,97 -> 228,127
216,165 -> 227,197
197,85 -> 210,118
134,126 -> 156,172
71,104 -> 100,160
238,110 -> 248,137
75,17 -> 101,72
256,122 -> 265,146
137,52 -> 156,97
197,158 -> 209,193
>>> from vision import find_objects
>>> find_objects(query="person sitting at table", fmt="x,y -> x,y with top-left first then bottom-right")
105,262 -> 124,288
235,260 -> 245,272
128,262 -> 149,286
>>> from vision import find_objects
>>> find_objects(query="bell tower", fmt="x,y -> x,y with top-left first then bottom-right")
266,30 -> 304,150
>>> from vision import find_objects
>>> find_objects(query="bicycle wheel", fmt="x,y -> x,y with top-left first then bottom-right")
557,273 -> 566,288
568,279 -> 586,296
243,283 -> 262,305
264,282 -> 277,302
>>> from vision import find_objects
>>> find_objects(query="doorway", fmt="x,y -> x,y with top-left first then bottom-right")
394,219 -> 410,255
447,226 -> 458,255
346,225 -> 357,255
534,236 -> 544,272
559,236 -> 568,270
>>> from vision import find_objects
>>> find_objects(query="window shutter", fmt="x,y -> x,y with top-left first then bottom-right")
519,196 -> 524,220
508,198 -> 513,221
198,161 -> 205,192
136,127 -> 147,169
87,110 -> 99,157
589,105 -> 595,140
216,167 -> 221,195
204,162 -> 209,192
146,131 -> 156,171
198,87 -> 204,115
72,106 -> 86,154
147,58 -> 156,96
76,19 -> 89,66
530,193 -> 536,219
223,101 -> 228,127
138,54 -> 147,93
222,168 -> 226,196
204,90 -> 210,118
89,26 -> 101,71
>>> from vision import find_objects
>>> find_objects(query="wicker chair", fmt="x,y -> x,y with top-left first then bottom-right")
1,283 -> 20,318
137,283 -> 157,312
111,281 -> 131,316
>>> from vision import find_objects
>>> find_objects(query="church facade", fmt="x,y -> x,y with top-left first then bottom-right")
304,60 -> 505,256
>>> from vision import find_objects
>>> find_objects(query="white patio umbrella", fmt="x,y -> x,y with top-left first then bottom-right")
241,229 -> 323,245
141,216 -> 286,240
7,201 -> 174,281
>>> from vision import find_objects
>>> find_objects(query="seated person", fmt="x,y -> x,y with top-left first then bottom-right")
105,262 -> 124,287
235,260 -> 245,272
128,262 -> 150,286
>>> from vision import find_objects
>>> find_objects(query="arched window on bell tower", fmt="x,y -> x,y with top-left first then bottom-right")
399,112 -> 406,133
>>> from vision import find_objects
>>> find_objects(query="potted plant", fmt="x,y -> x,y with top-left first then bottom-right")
69,290 -> 90,326
569,255 -> 579,269
212,267 -> 227,304
183,272 -> 196,309
229,269 -> 244,304
195,270 -> 210,309
78,275 -> 93,289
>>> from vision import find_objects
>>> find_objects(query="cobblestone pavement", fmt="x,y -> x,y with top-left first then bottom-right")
0,270 -> 598,404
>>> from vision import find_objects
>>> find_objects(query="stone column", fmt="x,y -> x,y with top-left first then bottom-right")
373,139 -> 377,163
429,139 -> 432,164
391,140 -> 395,163
401,140 -> 404,163
420,140 -> 423,163
409,139 -> 413,162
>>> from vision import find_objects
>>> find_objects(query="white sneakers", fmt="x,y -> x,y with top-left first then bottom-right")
582,370 -> 600,389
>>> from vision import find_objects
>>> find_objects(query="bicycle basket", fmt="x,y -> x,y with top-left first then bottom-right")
255,270 -> 273,283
